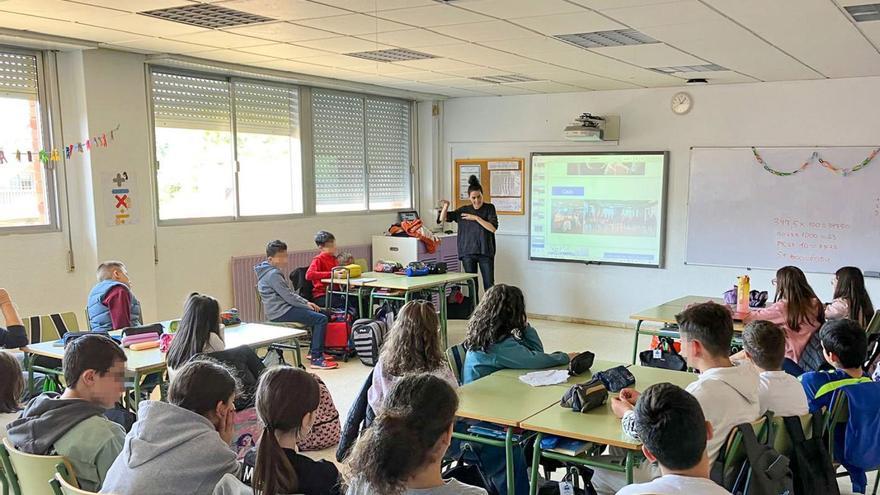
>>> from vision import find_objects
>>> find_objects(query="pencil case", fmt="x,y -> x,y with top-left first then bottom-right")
130,340 -> 160,351
122,333 -> 159,347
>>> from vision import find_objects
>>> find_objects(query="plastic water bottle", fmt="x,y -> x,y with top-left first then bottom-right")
737,275 -> 751,314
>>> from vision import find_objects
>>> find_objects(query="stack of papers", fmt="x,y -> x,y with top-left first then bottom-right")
518,369 -> 570,387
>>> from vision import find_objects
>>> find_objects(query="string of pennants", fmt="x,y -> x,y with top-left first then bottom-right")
0,124 -> 120,165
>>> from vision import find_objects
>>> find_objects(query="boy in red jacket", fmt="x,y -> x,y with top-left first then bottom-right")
306,231 -> 339,306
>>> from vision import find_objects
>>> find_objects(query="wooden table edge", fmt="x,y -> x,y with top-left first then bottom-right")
518,420 -> 642,451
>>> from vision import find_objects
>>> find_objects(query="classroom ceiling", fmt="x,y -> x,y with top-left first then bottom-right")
2,0 -> 880,97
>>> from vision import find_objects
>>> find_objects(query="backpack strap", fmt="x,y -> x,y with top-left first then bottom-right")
815,376 -> 873,399
28,315 -> 41,343
783,415 -> 807,444
50,313 -> 69,338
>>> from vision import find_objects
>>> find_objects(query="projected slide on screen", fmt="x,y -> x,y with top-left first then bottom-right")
529,152 -> 668,267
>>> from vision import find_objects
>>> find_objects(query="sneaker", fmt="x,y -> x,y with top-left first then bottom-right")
309,357 -> 338,370
306,353 -> 336,361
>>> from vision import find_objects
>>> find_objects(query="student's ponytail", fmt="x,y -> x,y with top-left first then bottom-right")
344,374 -> 458,495
252,366 -> 320,495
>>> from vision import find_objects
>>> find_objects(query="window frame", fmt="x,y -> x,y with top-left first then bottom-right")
0,46 -> 60,235
146,66 -> 416,226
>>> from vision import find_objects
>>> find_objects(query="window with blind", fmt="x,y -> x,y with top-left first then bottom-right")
0,49 -> 56,230
150,70 -> 303,221
313,90 -> 412,213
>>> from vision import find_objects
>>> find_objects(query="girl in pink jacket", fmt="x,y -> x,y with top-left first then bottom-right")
744,266 -> 824,363
826,266 -> 875,329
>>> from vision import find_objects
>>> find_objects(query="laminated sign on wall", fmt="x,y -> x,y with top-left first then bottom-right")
104,171 -> 138,226
454,157 -> 525,215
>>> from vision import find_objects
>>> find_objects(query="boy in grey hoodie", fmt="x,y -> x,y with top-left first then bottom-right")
6,334 -> 127,492
594,302 -> 760,494
255,239 -> 336,370
101,359 -> 241,495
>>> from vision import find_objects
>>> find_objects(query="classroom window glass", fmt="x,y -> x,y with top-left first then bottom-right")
0,50 -> 55,230
312,89 -> 412,213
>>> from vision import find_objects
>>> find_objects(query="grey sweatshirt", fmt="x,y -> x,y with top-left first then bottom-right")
255,260 -> 310,319
5,393 -> 107,454
100,400 -> 241,495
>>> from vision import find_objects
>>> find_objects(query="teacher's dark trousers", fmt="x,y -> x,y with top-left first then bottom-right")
461,254 -> 494,292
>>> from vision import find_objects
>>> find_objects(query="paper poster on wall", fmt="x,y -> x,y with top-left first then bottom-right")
490,170 -> 522,197
493,197 -> 522,213
459,165 -> 481,200
487,160 -> 520,170
104,171 -> 138,226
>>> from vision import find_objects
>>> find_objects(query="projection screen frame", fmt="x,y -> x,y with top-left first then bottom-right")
527,150 -> 670,269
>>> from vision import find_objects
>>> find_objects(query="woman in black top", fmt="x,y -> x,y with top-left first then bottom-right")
439,176 -> 498,291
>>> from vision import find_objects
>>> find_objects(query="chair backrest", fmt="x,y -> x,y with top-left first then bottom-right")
254,286 -> 266,320
866,310 -> 880,337
445,343 -> 467,386
825,390 -> 849,457
770,413 -> 813,457
1,438 -> 77,495
50,472 -> 96,495
21,313 -> 80,344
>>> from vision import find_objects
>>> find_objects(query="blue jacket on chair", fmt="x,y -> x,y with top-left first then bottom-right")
462,325 -> 569,384
87,280 -> 142,332
828,381 -> 880,493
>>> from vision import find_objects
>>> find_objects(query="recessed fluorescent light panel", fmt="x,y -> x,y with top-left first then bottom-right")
651,64 -> 727,73
555,29 -> 658,48
470,74 -> 539,84
139,4 -> 274,29
345,48 -> 437,62
845,3 -> 880,22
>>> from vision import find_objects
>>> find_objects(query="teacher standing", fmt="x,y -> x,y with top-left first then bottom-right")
439,175 -> 498,291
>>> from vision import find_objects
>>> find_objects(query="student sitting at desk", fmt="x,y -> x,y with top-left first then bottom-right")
7,334 -> 126,492
165,293 -> 225,381
0,288 -> 27,349
462,284 -> 574,384
87,261 -> 143,332
617,383 -> 731,495
826,266 -> 875,328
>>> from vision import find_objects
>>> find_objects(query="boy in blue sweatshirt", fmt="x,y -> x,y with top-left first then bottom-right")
254,240 -> 337,370
800,319 -> 870,413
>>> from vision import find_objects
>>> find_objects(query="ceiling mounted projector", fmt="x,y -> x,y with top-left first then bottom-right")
563,113 -> 620,142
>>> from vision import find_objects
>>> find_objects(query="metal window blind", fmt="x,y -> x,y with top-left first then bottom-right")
151,71 -> 231,131
0,51 -> 38,99
366,98 -> 411,208
233,81 -> 299,136
312,90 -> 366,211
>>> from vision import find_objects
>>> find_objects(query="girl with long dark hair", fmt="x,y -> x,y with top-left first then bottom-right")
826,266 -> 875,328
166,293 -> 225,378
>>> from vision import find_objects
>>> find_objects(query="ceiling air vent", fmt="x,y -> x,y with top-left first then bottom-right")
139,4 -> 274,29
845,3 -> 880,22
651,64 -> 727,73
470,74 -> 539,84
345,48 -> 437,62
555,29 -> 658,48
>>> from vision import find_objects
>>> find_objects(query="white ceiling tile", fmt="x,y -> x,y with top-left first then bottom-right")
505,80 -> 585,93
480,84 -> 541,96
395,57 -> 486,71
194,49 -> 278,63
600,0 -> 719,29
220,0 -> 349,20
430,20 -> 542,42
590,43 -> 705,68
860,22 -> 880,48
306,0 -> 436,11
251,59 -> 329,72
571,0 -> 688,9
511,11 -> 624,36
422,43 -> 530,66
481,36 -> 571,54
641,20 -> 823,81
436,67 -> 510,77
0,11 -> 140,43
111,37 -> 216,53
0,0 -> 127,22
429,76 -> 495,88
546,75 -> 641,90
670,70 -> 758,84
355,29 -> 462,48
701,0 -> 880,78
74,0 -> 196,12
384,70 -> 457,81
294,13 -> 411,35
296,53 -> 391,69
87,14 -> 206,37
238,43 -> 332,58
377,5 -> 492,27
458,0 -> 585,19
296,36 -> 392,53
359,61 -> 433,74
223,21 -> 337,42
439,87 -> 496,97
171,30 -> 273,48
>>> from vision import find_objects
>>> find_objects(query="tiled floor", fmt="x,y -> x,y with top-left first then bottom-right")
305,318 -> 874,494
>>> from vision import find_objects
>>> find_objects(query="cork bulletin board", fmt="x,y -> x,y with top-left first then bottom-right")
453,157 -> 525,215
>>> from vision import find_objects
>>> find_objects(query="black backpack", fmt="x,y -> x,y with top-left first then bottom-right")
352,319 -> 388,367
731,422 -> 794,495
289,267 -> 314,301
783,413 -> 840,495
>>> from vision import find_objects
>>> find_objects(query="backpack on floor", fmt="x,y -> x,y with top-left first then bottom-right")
352,319 -> 388,366
783,413 -> 839,495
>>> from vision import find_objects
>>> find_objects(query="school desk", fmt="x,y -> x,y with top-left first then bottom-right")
22,322 -> 307,410
520,363 -> 698,495
629,295 -> 745,364
323,271 -> 479,348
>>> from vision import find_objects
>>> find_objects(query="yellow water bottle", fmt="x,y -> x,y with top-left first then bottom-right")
737,275 -> 751,314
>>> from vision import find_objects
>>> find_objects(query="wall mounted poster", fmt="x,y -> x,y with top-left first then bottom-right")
104,171 -> 138,226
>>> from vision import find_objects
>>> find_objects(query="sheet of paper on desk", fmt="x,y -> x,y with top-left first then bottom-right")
356,277 -> 377,283
519,369 -> 569,386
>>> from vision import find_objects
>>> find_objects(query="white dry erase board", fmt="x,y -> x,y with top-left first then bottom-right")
686,146 -> 880,274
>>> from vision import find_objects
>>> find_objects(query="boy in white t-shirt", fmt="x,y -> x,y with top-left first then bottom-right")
738,320 -> 809,417
595,302 -> 761,494
617,383 -> 730,495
